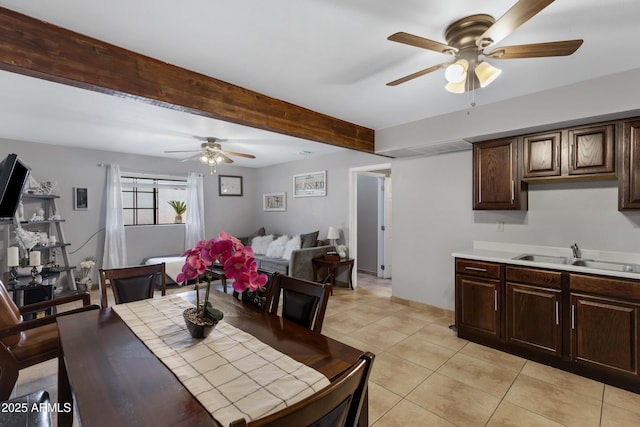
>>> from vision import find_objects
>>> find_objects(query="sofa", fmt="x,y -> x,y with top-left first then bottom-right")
239,228 -> 334,281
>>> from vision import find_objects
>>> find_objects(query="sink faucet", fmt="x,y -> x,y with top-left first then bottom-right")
571,243 -> 581,259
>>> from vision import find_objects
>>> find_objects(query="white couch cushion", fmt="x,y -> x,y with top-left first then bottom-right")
251,235 -> 274,255
266,235 -> 290,258
282,235 -> 301,260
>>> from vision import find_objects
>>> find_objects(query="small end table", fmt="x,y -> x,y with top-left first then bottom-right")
312,257 -> 355,294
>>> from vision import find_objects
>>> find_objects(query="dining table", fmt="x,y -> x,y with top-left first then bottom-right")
56,289 -> 367,427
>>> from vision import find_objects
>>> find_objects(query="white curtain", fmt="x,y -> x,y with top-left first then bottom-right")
102,164 -> 127,269
184,172 -> 205,250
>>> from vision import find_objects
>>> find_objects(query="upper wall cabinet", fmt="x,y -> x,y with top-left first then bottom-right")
473,138 -> 527,210
522,123 -> 616,182
619,119 -> 640,210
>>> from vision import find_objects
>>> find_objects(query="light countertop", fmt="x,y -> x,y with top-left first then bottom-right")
452,241 -> 640,280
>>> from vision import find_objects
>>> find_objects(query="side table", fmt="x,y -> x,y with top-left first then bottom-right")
312,257 -> 355,294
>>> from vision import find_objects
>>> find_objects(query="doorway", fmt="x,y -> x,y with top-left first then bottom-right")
348,163 -> 392,287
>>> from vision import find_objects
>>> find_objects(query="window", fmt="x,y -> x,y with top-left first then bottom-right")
121,174 -> 187,226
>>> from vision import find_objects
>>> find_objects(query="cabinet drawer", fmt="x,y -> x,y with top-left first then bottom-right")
456,259 -> 501,279
506,266 -> 562,289
570,274 -> 640,301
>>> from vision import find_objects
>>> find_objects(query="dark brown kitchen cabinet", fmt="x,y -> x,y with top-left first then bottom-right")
619,118 -> 640,210
567,123 -> 616,177
505,266 -> 562,357
455,259 -> 502,340
522,132 -> 562,179
473,138 -> 527,210
522,123 -> 616,182
570,273 -> 640,377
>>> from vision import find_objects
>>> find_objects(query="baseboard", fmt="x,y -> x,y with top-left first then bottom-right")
390,295 -> 453,316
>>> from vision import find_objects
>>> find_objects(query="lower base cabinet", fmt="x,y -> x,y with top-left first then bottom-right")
455,258 -> 640,393
506,283 -> 562,357
571,293 -> 639,376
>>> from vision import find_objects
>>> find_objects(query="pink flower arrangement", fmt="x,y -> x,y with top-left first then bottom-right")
177,231 -> 267,293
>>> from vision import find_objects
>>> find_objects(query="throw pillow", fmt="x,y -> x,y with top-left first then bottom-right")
266,235 -> 290,258
282,235 -> 301,260
240,227 -> 266,246
251,234 -> 274,255
300,230 -> 319,248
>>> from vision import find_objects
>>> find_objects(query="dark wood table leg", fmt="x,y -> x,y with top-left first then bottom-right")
58,344 -> 73,427
347,263 -> 354,290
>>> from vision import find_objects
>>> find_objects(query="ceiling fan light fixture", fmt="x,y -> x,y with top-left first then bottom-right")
445,80 -> 466,94
475,61 -> 502,88
444,59 -> 468,84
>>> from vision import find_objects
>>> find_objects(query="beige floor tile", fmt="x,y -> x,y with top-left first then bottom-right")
601,403 -> 640,427
323,311 -> 378,335
521,360 -> 604,400
372,399 -> 455,427
332,335 -> 384,356
369,352 -> 433,397
487,401 -> 566,427
367,381 -> 403,424
459,341 -> 526,372
505,374 -> 602,427
437,352 -> 519,398
386,335 -> 456,370
411,322 -> 467,352
604,384 -> 640,415
349,323 -> 409,351
406,372 -> 501,427
373,311 -> 429,335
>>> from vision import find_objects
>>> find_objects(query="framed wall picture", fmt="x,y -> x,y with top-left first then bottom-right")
293,170 -> 326,197
218,175 -> 243,196
73,187 -> 88,210
263,192 -> 286,211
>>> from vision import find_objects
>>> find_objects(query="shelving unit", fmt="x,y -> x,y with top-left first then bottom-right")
7,193 -> 76,291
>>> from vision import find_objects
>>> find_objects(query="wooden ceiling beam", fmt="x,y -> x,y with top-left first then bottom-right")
0,7 -> 374,153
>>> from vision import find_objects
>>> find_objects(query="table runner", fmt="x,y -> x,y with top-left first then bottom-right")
112,295 -> 330,426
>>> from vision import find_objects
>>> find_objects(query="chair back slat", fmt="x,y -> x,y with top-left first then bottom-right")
99,263 -> 166,309
0,281 -> 22,346
267,275 -> 330,333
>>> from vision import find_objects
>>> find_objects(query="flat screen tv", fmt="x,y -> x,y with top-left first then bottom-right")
0,153 -> 30,220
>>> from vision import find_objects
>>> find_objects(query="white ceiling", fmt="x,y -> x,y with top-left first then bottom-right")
1,0 -> 639,167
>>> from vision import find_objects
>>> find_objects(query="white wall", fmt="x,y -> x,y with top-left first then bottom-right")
252,149 -> 385,244
1,139 -> 257,282
392,150 -> 640,311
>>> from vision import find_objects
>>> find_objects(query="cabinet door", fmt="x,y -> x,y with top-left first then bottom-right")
473,138 -> 526,210
619,119 -> 640,210
567,123 -> 615,176
522,132 -> 561,179
506,283 -> 562,357
456,275 -> 501,339
571,293 -> 638,376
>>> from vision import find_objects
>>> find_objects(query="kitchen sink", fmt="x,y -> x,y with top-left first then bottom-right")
513,254 -> 571,264
514,254 -> 640,273
570,259 -> 640,273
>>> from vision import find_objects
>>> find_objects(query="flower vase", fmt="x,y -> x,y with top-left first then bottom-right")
183,307 -> 217,339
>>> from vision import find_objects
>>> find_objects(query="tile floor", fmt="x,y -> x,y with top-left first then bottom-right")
13,274 -> 640,426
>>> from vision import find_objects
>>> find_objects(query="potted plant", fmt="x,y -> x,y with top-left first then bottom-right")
177,231 -> 267,338
168,200 -> 187,223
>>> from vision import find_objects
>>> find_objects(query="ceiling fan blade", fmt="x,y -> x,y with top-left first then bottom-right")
222,150 -> 256,159
477,0 -> 555,48
218,153 -> 234,164
386,63 -> 448,86
180,154 -> 200,162
388,32 -> 456,54
164,149 -> 200,153
485,39 -> 583,59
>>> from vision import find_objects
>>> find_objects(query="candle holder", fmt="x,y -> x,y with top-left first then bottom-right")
7,266 -> 19,288
29,265 -> 42,286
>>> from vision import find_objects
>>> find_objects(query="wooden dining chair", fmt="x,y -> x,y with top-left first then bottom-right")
230,352 -> 375,427
99,263 -> 166,309
267,275 -> 330,333
0,280 -> 98,400
233,270 -> 279,310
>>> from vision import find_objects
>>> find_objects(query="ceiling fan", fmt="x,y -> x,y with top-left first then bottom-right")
164,137 -> 256,174
386,0 -> 583,93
